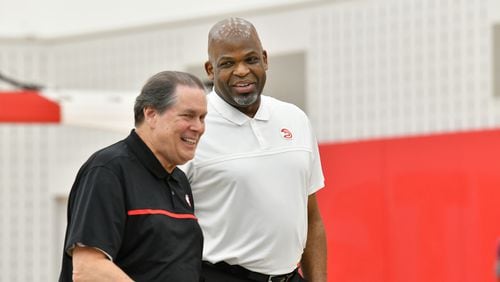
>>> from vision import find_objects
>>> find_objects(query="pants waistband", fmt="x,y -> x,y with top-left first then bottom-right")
202,261 -> 297,282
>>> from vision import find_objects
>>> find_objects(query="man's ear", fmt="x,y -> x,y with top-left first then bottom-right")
205,61 -> 214,81
262,50 -> 269,71
143,107 -> 157,127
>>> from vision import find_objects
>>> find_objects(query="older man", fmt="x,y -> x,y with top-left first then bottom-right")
59,71 -> 207,282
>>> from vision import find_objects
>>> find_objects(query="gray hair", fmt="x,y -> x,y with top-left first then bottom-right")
134,71 -> 205,126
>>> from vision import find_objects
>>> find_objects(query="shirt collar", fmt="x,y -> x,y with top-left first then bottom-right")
125,129 -> 178,180
209,89 -> 271,125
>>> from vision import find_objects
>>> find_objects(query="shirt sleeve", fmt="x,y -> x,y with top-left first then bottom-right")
64,166 -> 126,260
308,121 -> 325,195
66,242 -> 113,261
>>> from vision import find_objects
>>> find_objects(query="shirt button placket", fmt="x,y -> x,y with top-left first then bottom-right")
250,119 -> 268,149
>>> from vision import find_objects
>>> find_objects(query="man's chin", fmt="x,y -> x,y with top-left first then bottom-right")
234,93 -> 259,106
184,153 -> 196,163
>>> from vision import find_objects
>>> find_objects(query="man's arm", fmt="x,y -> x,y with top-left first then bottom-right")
72,246 -> 133,282
301,193 -> 327,282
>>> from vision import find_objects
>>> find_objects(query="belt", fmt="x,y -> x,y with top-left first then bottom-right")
203,261 -> 297,282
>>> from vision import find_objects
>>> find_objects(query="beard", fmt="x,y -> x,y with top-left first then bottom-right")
233,92 -> 259,106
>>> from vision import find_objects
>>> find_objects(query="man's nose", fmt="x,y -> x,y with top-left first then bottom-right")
191,118 -> 204,132
233,63 -> 249,76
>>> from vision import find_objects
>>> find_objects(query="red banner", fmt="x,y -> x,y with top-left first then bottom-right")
0,91 -> 60,123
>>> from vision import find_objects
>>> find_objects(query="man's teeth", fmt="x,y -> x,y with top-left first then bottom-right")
182,137 -> 196,144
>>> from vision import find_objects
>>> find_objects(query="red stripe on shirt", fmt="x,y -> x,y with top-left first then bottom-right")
127,209 -> 197,220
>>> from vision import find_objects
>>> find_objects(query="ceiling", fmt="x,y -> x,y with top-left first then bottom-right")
0,0 -> 319,39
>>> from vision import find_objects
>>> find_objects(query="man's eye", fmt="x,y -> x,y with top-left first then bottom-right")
247,57 -> 259,63
219,62 -> 232,68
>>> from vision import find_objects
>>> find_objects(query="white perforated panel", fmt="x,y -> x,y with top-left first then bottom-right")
0,43 -> 47,90
47,30 -> 185,91
308,0 -> 493,141
0,125 -> 124,281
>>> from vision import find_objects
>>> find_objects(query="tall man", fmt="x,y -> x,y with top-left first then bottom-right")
182,18 -> 327,282
59,71 -> 207,282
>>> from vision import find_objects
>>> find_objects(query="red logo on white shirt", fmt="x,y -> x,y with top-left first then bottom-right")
281,128 -> 293,139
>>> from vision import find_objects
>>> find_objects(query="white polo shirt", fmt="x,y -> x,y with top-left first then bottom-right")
181,91 -> 324,275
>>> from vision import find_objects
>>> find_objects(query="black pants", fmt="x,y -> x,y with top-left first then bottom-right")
201,262 -> 307,282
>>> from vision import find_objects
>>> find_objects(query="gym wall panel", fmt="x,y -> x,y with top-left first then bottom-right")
317,129 -> 500,282
0,42 -> 48,90
45,30 -> 185,91
308,0 -> 495,142
0,125 -> 125,281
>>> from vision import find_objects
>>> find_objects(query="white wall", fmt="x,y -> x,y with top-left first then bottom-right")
0,125 -> 124,281
0,0 -> 319,38
0,41 -> 48,90
308,0 -> 499,141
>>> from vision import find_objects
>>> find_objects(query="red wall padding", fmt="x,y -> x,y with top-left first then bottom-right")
317,129 -> 500,282
0,91 -> 60,123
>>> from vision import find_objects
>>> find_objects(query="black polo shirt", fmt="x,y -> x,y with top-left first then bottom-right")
59,130 -> 203,282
